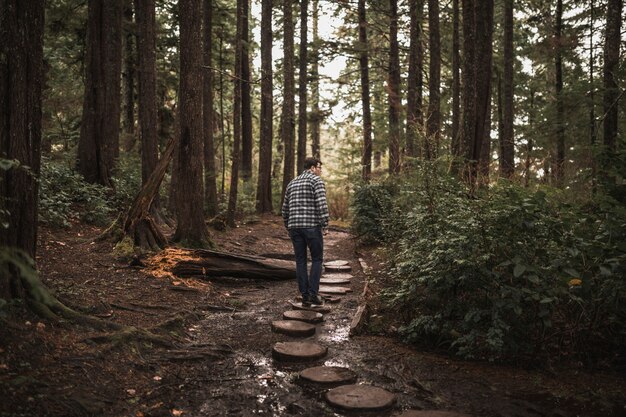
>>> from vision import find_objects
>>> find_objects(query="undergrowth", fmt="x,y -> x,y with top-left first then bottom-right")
352,162 -> 626,365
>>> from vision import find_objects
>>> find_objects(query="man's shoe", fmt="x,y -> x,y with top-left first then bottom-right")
309,295 -> 324,306
301,295 -> 311,306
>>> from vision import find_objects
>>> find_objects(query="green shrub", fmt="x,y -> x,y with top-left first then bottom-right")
378,177 -> 625,364
39,158 -> 114,227
351,183 -> 395,244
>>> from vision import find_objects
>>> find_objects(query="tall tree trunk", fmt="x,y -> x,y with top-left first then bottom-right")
462,0 -> 494,191
407,0 -> 424,159
589,0 -> 597,192
122,1 -> 136,142
281,0 -> 296,199
525,89 -> 535,187
173,0 -> 211,246
451,0 -> 461,164
134,0 -> 162,217
0,0 -> 44,265
203,0 -> 218,216
219,31 -> 227,198
77,0 -> 124,187
256,0 -> 274,213
554,0 -> 565,187
387,0 -> 401,174
602,0 -> 622,159
359,0 -> 373,182
228,0 -> 244,227
426,0 -> 440,159
297,0 -> 309,172
310,0 -> 321,159
500,0 -> 515,178
241,0 -> 253,180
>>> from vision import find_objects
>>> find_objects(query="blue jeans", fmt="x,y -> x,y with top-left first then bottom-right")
289,227 -> 324,298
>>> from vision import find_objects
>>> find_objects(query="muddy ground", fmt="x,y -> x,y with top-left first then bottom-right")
1,214 -> 625,417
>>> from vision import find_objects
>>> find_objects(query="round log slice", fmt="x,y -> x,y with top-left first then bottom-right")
299,366 -> 357,385
324,264 -> 352,272
324,260 -> 350,267
272,341 -> 328,362
319,286 -> 352,294
397,411 -> 471,417
322,273 -> 354,279
325,384 -> 396,411
271,320 -> 316,337
320,277 -> 351,285
290,301 -> 331,314
322,295 -> 342,303
283,309 -> 324,323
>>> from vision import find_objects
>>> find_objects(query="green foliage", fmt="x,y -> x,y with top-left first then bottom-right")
111,153 -> 144,212
38,158 -> 114,227
351,182 -> 395,244
355,170 -> 626,363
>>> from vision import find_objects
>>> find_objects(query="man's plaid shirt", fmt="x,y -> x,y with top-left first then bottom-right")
282,170 -> 330,230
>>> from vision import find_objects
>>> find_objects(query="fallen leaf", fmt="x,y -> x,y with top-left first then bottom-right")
153,375 -> 162,381
126,389 -> 136,396
172,409 -> 184,416
0,364 -> 9,370
135,412 -> 145,417
36,322 -> 46,331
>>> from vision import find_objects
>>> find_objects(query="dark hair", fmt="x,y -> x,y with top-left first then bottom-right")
304,157 -> 322,170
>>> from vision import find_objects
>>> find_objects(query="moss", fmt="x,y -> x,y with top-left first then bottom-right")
113,235 -> 136,259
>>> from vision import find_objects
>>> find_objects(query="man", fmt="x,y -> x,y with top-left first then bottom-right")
282,157 -> 330,306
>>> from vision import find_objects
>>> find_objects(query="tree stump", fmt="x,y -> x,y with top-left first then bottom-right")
283,310 -> 324,324
299,366 -> 357,385
271,320 -> 316,337
325,384 -> 395,411
272,341 -> 327,362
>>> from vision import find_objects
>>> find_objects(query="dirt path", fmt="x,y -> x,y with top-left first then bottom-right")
1,216 -> 625,417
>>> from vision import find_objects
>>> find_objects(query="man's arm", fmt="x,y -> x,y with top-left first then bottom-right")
313,180 -> 330,228
281,188 -> 290,228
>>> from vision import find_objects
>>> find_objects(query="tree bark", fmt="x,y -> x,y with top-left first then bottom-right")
227,0 -> 244,227
122,1 -> 136,140
281,0 -> 296,199
173,0 -> 211,247
170,249 -> 296,280
310,0 -> 321,159
500,0 -> 515,179
359,0 -> 373,182
407,0 -> 424,159
241,0 -> 253,181
123,136 -> 177,250
203,0 -> 218,216
462,0 -> 494,191
451,0 -> 461,165
297,0 -> 309,172
256,0 -> 274,213
554,0 -> 565,187
602,0 -> 622,157
388,0 -> 401,174
0,0 -> 44,267
134,0 -> 163,220
77,0 -> 123,187
426,0 -> 441,160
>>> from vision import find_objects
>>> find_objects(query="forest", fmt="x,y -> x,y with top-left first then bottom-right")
1,0 -> 625,416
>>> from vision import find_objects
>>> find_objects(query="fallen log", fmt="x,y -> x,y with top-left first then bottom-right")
170,249 -> 296,280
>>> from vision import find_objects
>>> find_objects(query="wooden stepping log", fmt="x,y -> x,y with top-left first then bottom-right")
324,260 -> 350,267
322,295 -> 341,303
320,277 -> 351,285
322,273 -> 353,279
283,310 -> 324,324
299,366 -> 357,385
397,411 -> 471,417
324,264 -> 352,273
325,384 -> 396,411
271,320 -> 316,337
290,301 -> 331,314
272,341 -> 328,362
319,285 -> 352,294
